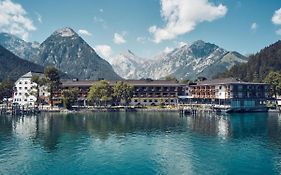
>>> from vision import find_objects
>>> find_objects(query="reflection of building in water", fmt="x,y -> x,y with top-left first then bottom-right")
185,114 -> 231,138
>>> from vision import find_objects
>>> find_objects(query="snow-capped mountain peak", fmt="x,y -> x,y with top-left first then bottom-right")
53,27 -> 76,37
111,40 -> 248,80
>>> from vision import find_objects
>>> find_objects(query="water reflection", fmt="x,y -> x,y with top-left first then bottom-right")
0,112 -> 281,151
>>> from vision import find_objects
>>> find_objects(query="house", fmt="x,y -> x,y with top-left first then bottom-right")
13,72 -> 49,106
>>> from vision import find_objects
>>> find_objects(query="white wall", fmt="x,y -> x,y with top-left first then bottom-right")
13,77 -> 49,106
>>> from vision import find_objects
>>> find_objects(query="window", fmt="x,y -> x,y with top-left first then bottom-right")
154,99 -> 158,102
134,99 -> 138,103
24,81 -> 28,84
143,99 -> 147,102
170,99 -> 174,103
24,99 -> 27,101
149,99 -> 153,102
19,87 -> 22,90
24,87 -> 28,90
19,81 -> 22,84
19,93 -> 22,95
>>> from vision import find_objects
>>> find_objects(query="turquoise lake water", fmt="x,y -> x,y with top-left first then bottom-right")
0,112 -> 281,175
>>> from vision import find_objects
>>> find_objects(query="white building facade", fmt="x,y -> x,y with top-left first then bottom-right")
13,72 -> 49,106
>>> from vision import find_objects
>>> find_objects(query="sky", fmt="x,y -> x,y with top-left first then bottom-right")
0,0 -> 281,60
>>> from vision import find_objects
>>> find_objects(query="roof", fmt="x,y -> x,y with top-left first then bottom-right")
21,71 -> 44,78
61,79 -> 186,87
193,78 -> 268,86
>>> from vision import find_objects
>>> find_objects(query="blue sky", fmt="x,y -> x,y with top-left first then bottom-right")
1,0 -> 281,59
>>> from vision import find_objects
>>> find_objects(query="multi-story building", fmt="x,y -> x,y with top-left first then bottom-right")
54,79 -> 186,106
187,78 -> 271,112
13,72 -> 49,106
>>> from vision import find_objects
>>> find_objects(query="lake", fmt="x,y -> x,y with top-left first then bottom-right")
0,112 -> 281,175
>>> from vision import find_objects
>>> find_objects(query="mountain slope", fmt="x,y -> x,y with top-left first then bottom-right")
0,45 -> 73,81
0,45 -> 44,81
0,33 -> 39,61
35,27 -> 121,80
111,41 -> 248,80
217,40 -> 281,81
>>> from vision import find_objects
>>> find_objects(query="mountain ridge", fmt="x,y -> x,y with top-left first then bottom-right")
111,40 -> 248,80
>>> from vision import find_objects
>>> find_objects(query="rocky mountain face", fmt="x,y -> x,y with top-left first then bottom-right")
111,40 -> 248,80
35,28 -> 121,80
110,50 -> 148,79
0,28 -> 121,80
0,33 -> 39,61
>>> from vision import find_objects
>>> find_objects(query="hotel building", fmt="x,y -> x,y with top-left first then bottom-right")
187,78 -> 271,112
54,79 -> 187,106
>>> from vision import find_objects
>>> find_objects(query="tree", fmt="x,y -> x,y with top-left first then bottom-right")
263,71 -> 281,98
31,75 -> 47,106
196,76 -> 207,82
62,88 -> 79,110
87,80 -> 112,106
113,81 -> 133,106
0,81 -> 13,102
180,79 -> 192,84
165,76 -> 178,83
44,67 -> 61,107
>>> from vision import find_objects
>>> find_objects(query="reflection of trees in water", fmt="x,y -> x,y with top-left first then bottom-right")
29,112 -> 188,151
2,112 -> 281,152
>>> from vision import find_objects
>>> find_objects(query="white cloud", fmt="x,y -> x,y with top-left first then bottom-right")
35,12 -> 42,23
149,0 -> 227,43
95,44 -> 112,58
78,29 -> 92,36
276,29 -> 281,36
272,8 -> 281,25
136,36 -> 146,43
0,0 -> 36,41
272,8 -> 281,35
93,16 -> 107,29
251,22 -> 257,31
113,33 -> 126,44
99,8 -> 103,13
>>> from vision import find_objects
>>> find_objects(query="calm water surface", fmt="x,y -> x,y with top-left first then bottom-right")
0,112 -> 281,175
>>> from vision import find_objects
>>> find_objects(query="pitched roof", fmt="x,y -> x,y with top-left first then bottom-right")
21,71 -> 44,78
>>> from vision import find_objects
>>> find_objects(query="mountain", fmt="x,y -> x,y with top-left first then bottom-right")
35,27 -> 121,80
0,33 -> 39,61
217,40 -> 281,82
0,45 -> 44,81
0,45 -> 73,81
110,50 -> 148,79
111,40 -> 248,80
